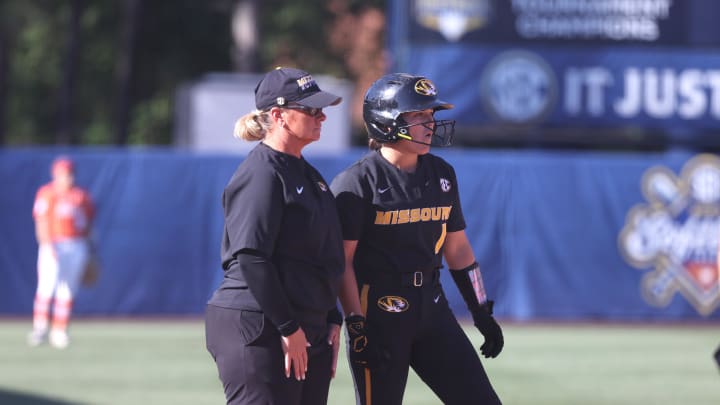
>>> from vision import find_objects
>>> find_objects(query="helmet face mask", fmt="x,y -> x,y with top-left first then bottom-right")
363,73 -> 455,146
395,118 -> 455,147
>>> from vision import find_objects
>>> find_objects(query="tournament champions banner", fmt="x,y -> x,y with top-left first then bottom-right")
388,0 -> 720,146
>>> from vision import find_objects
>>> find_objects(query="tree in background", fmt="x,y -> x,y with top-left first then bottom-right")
2,1 -> 75,145
0,0 -> 385,146
56,0 -> 85,145
0,11 -> 10,145
231,0 -> 259,73
326,0 -> 387,142
114,0 -> 142,146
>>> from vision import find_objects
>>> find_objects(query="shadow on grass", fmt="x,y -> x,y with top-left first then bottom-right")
0,389 -> 84,405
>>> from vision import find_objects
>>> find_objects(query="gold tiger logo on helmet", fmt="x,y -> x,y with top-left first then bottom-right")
414,79 -> 437,96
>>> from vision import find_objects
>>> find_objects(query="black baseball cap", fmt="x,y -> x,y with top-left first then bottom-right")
254,67 -> 342,111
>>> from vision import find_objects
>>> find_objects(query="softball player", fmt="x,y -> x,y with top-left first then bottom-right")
205,67 -> 360,405
29,157 -> 94,349
331,73 -> 504,404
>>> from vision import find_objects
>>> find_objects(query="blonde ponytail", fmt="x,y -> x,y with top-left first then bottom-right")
233,110 -> 273,142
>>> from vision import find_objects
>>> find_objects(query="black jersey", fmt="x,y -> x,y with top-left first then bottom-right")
330,150 -> 465,276
211,143 -> 344,318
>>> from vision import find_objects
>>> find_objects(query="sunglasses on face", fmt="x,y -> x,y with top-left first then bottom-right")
284,104 -> 324,117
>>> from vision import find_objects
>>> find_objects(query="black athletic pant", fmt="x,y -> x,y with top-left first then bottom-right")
205,305 -> 334,405
349,275 -> 501,405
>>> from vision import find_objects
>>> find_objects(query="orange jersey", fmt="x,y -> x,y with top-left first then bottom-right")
33,183 -> 94,241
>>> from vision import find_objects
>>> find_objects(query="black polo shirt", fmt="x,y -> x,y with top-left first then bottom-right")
210,143 -> 344,333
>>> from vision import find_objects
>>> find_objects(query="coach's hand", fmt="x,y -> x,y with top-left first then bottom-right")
281,328 -> 310,381
345,315 -> 388,370
471,300 -> 504,358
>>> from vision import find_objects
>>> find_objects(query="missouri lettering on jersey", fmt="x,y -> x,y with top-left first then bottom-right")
374,206 -> 452,225
33,184 -> 94,241
331,151 -> 465,274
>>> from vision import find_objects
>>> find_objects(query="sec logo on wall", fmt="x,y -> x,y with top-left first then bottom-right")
619,154 -> 720,316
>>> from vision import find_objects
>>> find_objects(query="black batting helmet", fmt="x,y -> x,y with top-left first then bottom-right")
362,73 -> 455,146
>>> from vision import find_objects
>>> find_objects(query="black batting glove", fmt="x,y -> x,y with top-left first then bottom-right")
471,300 -> 504,359
345,315 -> 388,370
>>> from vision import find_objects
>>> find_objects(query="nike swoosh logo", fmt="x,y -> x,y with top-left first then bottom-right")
378,186 -> 391,194
296,186 -> 304,194
433,294 -> 441,303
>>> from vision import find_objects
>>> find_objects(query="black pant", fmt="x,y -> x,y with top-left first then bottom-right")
349,280 -> 501,405
205,305 -> 333,405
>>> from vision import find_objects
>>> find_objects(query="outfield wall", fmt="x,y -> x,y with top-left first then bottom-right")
2,147 -> 719,321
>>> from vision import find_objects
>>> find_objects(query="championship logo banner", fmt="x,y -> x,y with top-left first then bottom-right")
619,154 -> 720,316
412,0 -> 492,42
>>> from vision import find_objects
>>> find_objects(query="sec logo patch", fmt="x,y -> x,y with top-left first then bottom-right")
377,296 -> 409,313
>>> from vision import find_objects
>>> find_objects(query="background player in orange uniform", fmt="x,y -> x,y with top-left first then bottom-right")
28,157 -> 94,349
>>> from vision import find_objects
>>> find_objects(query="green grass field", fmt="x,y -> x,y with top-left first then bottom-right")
0,319 -> 718,405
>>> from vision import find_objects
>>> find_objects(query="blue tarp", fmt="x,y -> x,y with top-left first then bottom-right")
2,147 -> 719,320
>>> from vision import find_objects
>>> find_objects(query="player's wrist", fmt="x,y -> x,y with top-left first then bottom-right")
479,300 -> 494,314
277,320 -> 300,337
449,261 -> 480,273
327,307 -> 343,325
345,313 -> 365,323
